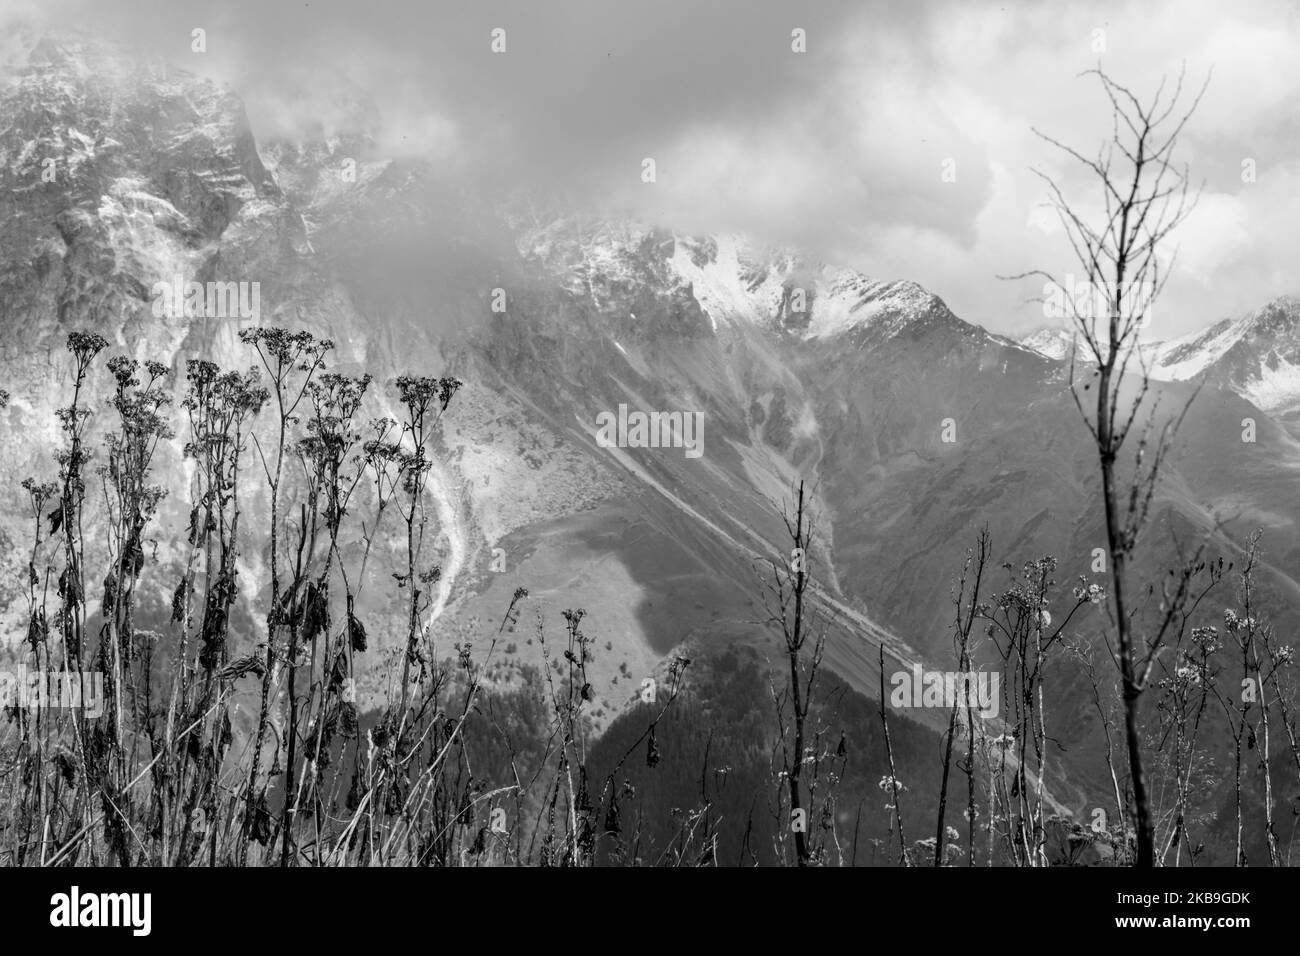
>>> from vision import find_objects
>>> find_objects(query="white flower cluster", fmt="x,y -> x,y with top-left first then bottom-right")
1073,582 -> 1106,604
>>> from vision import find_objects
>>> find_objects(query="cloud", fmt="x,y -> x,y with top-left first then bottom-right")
4,0 -> 1298,338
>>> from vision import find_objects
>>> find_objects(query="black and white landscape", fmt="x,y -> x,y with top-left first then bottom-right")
1,0 -> 1298,880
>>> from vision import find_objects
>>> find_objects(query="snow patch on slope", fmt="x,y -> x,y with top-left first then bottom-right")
667,233 -> 777,331
1150,318 -> 1244,380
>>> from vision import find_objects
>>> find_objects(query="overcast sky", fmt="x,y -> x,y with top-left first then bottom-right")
5,0 -> 1298,338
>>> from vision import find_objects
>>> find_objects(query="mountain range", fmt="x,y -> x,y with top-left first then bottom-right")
1019,295 -> 1300,420
3,34 -> 1300,844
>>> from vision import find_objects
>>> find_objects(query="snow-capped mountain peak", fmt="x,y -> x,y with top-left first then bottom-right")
1018,327 -> 1080,362
1150,296 -> 1300,415
1019,297 -> 1300,416
513,215 -> 955,341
